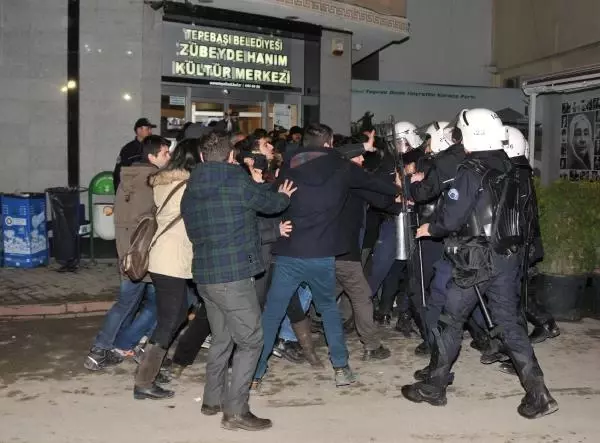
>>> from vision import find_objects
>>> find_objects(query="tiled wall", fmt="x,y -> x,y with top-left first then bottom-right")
0,0 -> 68,193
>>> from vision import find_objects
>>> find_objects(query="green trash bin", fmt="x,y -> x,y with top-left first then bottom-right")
87,172 -> 115,262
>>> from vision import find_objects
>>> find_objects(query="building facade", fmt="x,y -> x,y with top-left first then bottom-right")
0,0 -> 408,194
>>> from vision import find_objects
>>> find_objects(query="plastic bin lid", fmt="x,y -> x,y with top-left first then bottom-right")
89,172 -> 115,195
2,192 -> 46,198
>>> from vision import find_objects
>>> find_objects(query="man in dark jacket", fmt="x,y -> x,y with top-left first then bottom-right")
334,142 -> 400,361
252,123 -> 399,388
85,135 -> 169,373
113,118 -> 156,191
181,133 -> 295,432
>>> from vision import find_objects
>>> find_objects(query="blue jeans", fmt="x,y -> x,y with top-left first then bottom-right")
113,284 -> 158,350
278,284 -> 313,342
367,218 -> 397,297
93,280 -> 156,350
254,256 -> 348,379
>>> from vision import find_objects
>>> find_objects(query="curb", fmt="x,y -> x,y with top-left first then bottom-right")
0,300 -> 113,320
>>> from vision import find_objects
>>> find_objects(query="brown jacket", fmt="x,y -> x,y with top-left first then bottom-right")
114,164 -> 156,281
147,169 -> 192,279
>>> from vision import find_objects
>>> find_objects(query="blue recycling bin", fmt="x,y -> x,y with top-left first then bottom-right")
2,193 -> 49,268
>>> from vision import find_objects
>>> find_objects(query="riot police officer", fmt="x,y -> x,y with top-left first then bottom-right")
368,122 -> 423,328
498,126 -> 560,375
408,122 -> 466,355
401,109 -> 558,419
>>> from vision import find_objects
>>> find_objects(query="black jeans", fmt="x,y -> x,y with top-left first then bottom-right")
148,273 -> 190,349
172,302 -> 211,366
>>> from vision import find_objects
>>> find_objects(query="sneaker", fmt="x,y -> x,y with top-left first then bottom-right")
84,347 -> 123,371
272,339 -> 284,358
201,335 -> 212,349
334,366 -> 357,387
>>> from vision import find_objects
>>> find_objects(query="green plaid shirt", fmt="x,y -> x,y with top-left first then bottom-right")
181,162 -> 290,284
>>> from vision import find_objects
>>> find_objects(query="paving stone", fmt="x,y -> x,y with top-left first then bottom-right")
0,261 -> 120,307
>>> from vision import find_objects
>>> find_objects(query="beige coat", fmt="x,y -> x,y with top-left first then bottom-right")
147,169 -> 193,279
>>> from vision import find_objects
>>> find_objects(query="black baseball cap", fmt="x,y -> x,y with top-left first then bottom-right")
134,118 -> 157,131
336,143 -> 365,160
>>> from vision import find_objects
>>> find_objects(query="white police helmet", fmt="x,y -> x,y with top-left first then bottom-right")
504,126 -> 529,158
445,109 -> 507,152
387,121 -> 422,153
417,121 -> 450,154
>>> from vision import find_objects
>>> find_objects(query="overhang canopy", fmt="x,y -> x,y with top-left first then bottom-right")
522,63 -> 600,95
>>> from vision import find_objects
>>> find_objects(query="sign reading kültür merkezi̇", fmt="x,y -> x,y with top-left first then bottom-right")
163,23 -> 294,90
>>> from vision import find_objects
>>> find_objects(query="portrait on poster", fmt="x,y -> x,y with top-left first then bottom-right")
559,97 -> 600,181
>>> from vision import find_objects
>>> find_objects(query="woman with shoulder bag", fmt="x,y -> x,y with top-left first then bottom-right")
133,139 -> 201,400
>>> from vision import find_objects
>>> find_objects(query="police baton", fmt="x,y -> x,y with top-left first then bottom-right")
473,284 -> 501,338
415,213 -> 427,309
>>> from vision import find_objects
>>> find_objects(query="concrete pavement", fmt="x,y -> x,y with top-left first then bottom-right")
0,261 -> 119,318
0,316 -> 598,442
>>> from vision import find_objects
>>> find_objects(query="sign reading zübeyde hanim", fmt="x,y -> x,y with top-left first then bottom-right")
163,23 -> 293,90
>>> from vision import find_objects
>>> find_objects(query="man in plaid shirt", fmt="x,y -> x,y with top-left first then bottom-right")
181,132 -> 296,432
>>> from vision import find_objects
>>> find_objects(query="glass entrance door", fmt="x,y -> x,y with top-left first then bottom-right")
229,102 -> 263,134
191,101 -> 225,125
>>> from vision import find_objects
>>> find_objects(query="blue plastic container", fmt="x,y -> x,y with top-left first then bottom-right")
2,193 -> 48,268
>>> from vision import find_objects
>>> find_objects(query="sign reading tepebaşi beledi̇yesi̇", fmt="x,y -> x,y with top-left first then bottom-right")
163,23 -> 294,90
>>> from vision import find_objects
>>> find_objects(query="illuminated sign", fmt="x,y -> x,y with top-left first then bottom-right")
163,23 -> 299,91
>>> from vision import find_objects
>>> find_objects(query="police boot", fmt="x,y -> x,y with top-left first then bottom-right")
395,312 -> 413,337
413,365 -> 455,385
529,320 -> 560,344
401,380 -> 447,406
498,361 -> 518,376
518,382 -> 559,419
510,351 -> 559,419
402,336 -> 449,407
469,335 -> 489,353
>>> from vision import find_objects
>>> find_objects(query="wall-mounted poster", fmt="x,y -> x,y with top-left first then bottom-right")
559,96 -> 600,181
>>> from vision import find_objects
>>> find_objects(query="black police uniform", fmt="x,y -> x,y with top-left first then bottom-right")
402,149 -> 558,419
113,139 -> 143,192
511,155 -> 559,343
408,144 -> 466,349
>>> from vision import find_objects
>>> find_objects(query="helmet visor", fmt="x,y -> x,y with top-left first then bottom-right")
443,115 -> 461,145
395,138 -> 412,154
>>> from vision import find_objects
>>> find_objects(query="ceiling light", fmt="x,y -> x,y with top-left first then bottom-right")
123,93 -> 132,101
67,80 -> 77,89
126,50 -> 133,56
60,86 -> 68,93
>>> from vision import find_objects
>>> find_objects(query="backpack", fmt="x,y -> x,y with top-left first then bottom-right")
120,180 -> 187,281
476,160 -> 523,254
